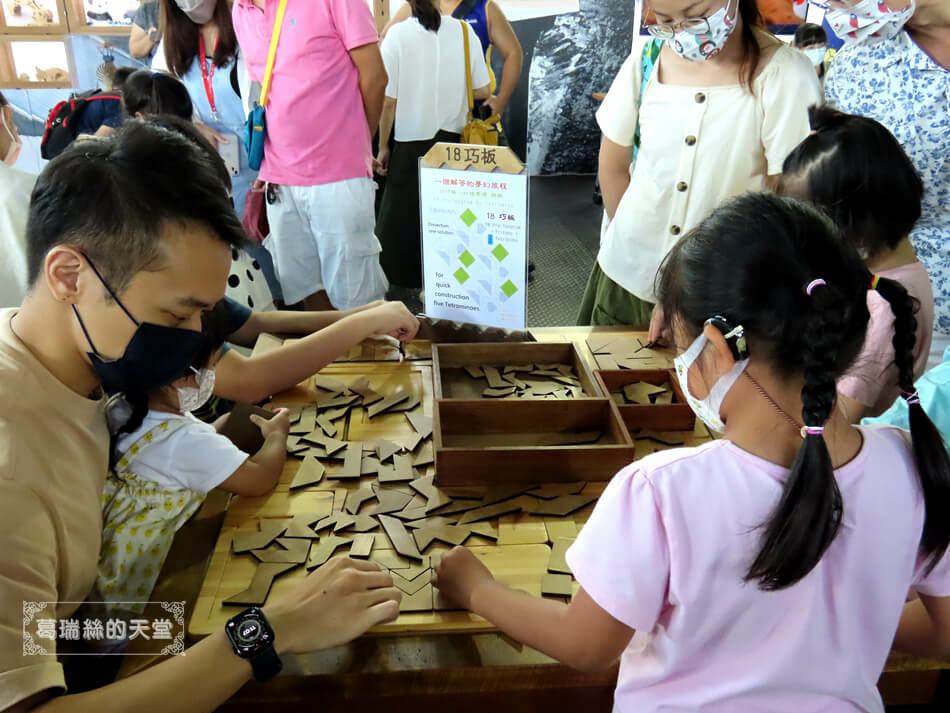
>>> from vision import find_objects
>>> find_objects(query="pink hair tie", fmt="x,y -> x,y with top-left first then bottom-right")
903,391 -> 921,406
805,279 -> 826,296
800,426 -> 825,438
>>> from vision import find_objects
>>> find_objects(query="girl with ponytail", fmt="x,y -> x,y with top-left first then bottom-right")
780,105 -> 932,421
432,192 -> 950,711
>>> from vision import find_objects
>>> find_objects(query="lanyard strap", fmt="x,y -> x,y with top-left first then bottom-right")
462,20 -> 473,118
259,0 -> 289,108
198,34 -> 217,117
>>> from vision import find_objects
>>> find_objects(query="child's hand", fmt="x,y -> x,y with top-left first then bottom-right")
364,301 -> 420,342
252,408 -> 290,440
211,413 -> 230,433
433,546 -> 495,611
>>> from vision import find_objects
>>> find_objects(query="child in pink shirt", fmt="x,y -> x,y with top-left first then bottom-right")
434,193 -> 950,712
780,105 -> 933,420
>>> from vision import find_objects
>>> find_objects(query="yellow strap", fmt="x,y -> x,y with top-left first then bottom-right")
259,0 -> 289,108
462,19 -> 473,119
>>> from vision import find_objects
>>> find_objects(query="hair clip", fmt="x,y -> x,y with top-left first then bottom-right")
800,425 -> 825,438
870,274 -> 881,290
902,390 -> 921,406
805,279 -> 826,296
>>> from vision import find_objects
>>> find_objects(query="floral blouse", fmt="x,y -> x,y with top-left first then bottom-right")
825,30 -> 950,335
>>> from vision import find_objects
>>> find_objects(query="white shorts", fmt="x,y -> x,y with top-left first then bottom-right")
263,177 -> 388,309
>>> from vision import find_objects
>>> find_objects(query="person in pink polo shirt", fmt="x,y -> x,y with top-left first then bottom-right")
434,193 -> 950,712
232,0 -> 389,311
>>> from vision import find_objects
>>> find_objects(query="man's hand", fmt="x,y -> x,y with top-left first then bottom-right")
263,557 -> 401,654
483,95 -> 505,119
433,546 -> 495,611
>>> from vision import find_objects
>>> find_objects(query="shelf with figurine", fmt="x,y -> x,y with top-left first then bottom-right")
0,35 -> 71,87
66,0 -> 140,34
0,0 -> 69,34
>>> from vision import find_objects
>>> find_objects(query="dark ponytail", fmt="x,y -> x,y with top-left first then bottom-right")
409,0 -> 441,32
657,193 -> 870,590
872,275 -> 950,573
745,279 -> 846,590
122,70 -> 194,121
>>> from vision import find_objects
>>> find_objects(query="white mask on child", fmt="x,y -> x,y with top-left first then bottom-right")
804,47 -> 826,66
176,368 -> 215,413
825,0 -> 915,45
673,331 -> 749,433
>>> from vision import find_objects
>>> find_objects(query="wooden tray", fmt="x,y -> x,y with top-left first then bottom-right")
432,342 -> 602,399
595,369 -> 696,433
433,399 -> 635,485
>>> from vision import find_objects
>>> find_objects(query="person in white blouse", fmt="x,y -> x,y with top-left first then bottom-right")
578,0 -> 821,337
0,91 -> 35,309
375,0 -> 490,296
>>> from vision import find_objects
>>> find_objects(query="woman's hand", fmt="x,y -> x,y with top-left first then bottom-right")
195,122 -> 228,149
433,546 -> 495,611
374,147 -> 391,176
361,301 -> 419,342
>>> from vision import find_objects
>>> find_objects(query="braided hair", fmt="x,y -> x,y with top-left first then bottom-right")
657,193 -> 871,589
872,275 -> 950,571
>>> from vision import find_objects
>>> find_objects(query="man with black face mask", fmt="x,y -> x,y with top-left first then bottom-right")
0,120 -> 401,713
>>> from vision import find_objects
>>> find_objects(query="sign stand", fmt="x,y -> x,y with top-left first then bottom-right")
419,143 -> 529,330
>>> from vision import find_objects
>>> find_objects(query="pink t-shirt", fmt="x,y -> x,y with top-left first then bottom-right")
232,0 -> 378,186
566,426 -> 950,713
839,262 -> 934,416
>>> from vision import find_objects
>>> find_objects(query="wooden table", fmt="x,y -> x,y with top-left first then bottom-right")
118,326 -> 950,711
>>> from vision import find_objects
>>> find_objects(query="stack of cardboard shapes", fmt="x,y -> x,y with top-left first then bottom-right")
224,562 -> 299,607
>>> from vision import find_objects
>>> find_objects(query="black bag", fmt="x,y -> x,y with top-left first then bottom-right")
41,89 -> 120,160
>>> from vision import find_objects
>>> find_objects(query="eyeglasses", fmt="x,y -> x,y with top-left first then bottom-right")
645,0 -> 734,39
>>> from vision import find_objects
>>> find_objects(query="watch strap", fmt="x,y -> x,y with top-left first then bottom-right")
248,641 -> 282,681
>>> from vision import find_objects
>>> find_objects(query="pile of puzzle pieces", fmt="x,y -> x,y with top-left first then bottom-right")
463,363 -> 584,399
587,336 -> 672,371
225,480 -> 597,612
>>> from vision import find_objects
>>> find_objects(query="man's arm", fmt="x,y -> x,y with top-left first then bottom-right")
214,302 -> 419,403
227,301 -> 385,348
375,97 -> 396,176
6,559 -> 400,713
483,1 -> 523,118
349,42 -> 388,137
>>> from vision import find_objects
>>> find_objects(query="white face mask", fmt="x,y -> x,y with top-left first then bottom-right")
673,331 -> 749,433
175,0 -> 216,25
1,110 -> 22,167
176,367 -> 215,413
669,0 -> 739,62
825,0 -> 915,44
804,47 -> 826,66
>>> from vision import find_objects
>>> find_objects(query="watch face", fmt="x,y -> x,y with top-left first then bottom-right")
237,618 -> 262,645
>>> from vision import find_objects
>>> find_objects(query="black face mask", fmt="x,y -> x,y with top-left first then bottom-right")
72,254 -> 209,395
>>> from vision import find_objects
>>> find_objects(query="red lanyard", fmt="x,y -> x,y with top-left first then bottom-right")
198,35 -> 218,120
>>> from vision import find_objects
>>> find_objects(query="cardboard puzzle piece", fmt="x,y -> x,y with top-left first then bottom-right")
283,513 -> 324,539
314,375 -> 349,394
547,538 -> 574,575
251,537 -> 311,564
530,482 -> 586,500
622,382 -> 670,405
348,376 -> 384,406
540,572 -> 574,598
376,439 -> 400,463
219,403 -> 275,454
526,494 -> 598,517
457,496 -> 534,525
224,562 -> 299,606
406,412 -> 433,440
413,525 -> 472,552
348,533 -> 375,559
232,520 -> 288,553
289,456 -> 325,489
334,444 -> 364,479
306,535 -> 351,570
345,485 -> 376,515
390,566 -> 432,596
378,514 -> 424,561
367,388 -> 411,418
367,488 -> 415,516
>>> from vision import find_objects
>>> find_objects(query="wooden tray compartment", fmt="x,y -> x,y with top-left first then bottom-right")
432,342 -> 602,399
595,369 -> 695,432
433,398 -> 634,485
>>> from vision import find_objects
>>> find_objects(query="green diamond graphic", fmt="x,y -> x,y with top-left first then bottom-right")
459,250 -> 475,268
453,267 -> 470,285
460,209 -> 477,227
500,280 -> 518,297
492,244 -> 509,261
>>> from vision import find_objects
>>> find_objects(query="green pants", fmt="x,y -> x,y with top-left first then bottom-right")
577,261 -> 654,328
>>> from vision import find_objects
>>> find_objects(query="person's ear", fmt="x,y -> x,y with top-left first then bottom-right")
702,321 -> 737,378
44,246 -> 85,304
